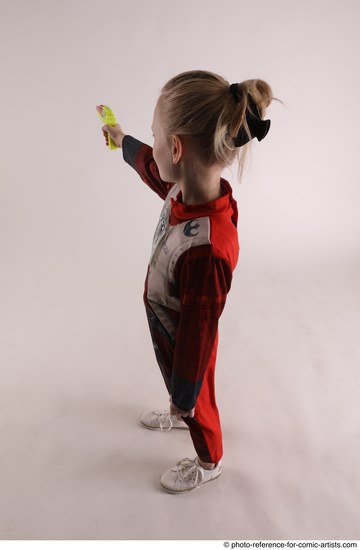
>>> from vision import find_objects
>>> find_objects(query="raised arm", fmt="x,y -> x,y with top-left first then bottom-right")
98,108 -> 174,200
121,135 -> 176,200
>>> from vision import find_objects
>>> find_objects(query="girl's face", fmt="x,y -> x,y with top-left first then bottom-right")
151,101 -> 174,182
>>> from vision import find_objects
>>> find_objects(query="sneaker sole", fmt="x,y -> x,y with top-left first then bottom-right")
139,419 -> 189,431
159,466 -> 222,493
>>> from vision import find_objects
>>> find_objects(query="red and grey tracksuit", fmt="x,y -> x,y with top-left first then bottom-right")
122,135 -> 240,464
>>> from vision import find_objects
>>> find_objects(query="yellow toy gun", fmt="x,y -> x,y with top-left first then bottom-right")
96,104 -> 119,150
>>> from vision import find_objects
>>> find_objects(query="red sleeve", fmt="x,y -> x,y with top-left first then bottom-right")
171,246 -> 233,412
122,135 -> 175,200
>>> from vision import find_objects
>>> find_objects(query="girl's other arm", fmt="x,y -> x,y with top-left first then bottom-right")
171,247 -> 233,412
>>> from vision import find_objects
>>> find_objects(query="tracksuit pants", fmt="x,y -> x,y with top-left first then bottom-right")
145,306 -> 223,464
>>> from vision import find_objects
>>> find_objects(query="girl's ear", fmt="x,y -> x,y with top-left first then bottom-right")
171,135 -> 184,164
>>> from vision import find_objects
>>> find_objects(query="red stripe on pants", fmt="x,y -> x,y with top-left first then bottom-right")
181,331 -> 223,464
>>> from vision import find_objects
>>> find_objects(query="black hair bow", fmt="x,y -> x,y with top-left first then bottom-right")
230,84 -> 271,147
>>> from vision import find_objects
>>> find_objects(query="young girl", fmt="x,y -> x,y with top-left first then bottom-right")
99,70 -> 279,494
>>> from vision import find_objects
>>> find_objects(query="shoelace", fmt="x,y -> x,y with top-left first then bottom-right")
154,410 -> 174,432
175,458 -> 203,488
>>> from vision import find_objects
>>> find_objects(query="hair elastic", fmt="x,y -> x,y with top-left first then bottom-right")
229,83 -> 271,147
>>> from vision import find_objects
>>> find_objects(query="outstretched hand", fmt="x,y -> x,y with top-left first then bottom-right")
100,122 -> 125,148
96,105 -> 125,148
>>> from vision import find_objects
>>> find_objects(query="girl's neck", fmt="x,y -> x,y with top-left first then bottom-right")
181,181 -> 223,205
177,164 -> 224,206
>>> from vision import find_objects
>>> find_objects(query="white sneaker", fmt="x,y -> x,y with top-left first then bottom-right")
140,409 -> 189,431
160,456 -> 222,493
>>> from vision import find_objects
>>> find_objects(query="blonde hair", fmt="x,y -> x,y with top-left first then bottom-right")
157,69 -> 285,184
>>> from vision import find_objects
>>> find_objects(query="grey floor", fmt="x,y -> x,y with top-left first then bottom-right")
1,252 -> 359,540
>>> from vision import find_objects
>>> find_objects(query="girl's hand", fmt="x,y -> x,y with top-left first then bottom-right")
101,123 -> 126,148
169,395 -> 195,420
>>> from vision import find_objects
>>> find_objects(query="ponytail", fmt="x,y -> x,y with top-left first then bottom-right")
158,70 -> 285,184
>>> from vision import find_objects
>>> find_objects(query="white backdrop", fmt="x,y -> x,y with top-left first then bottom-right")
0,0 -> 359,541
